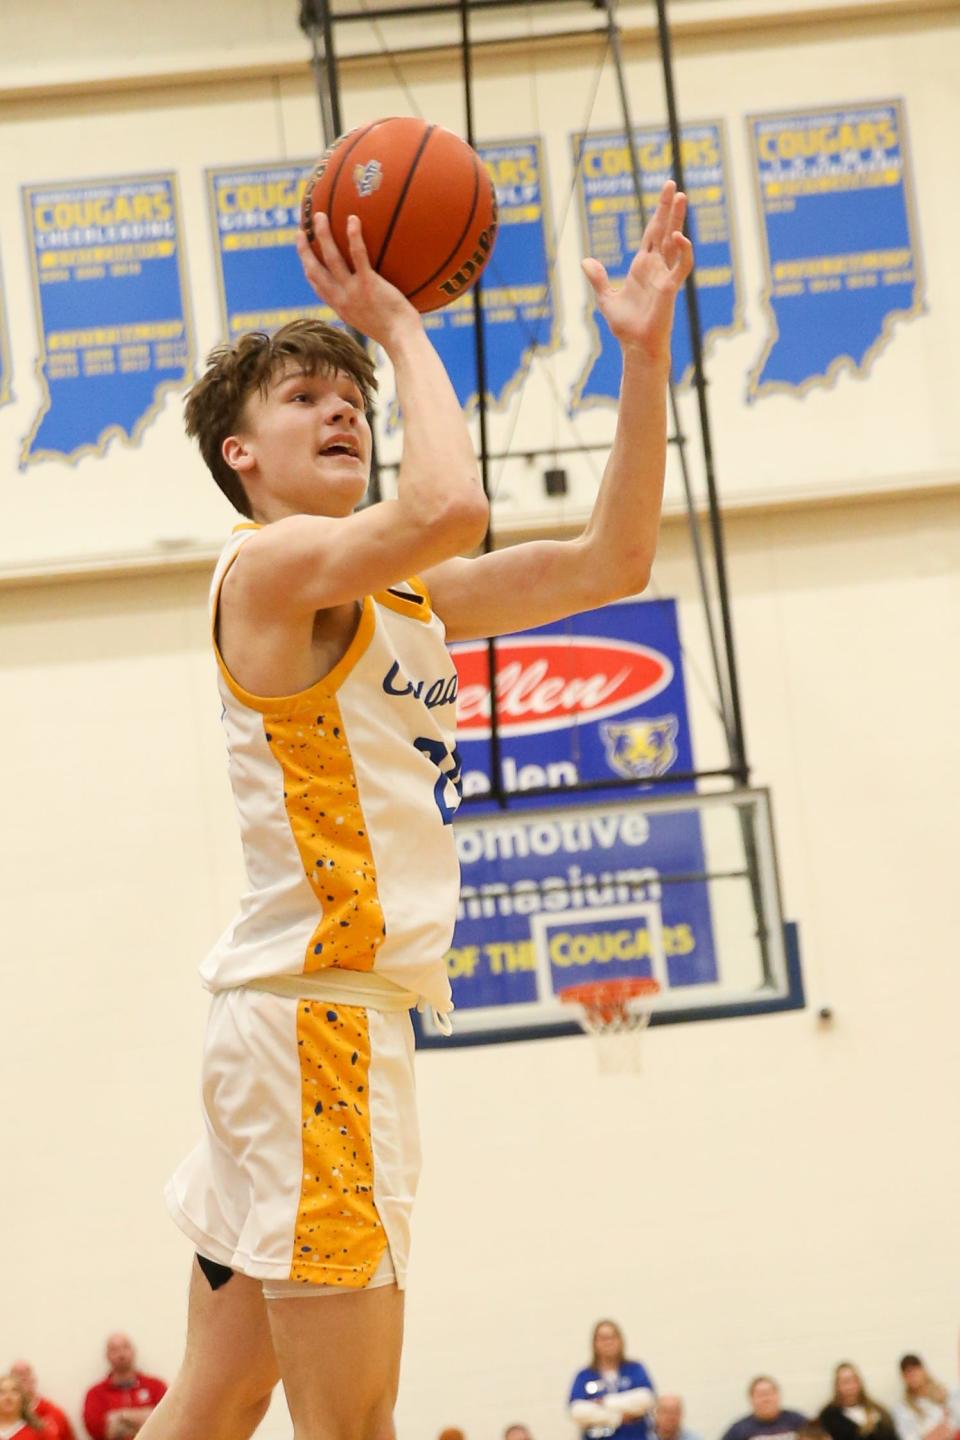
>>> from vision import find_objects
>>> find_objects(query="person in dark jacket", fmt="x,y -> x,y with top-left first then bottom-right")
820,1362 -> 899,1440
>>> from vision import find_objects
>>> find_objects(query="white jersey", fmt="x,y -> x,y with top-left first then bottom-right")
200,525 -> 462,1012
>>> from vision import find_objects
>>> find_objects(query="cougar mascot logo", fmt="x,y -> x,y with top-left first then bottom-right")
601,717 -> 679,779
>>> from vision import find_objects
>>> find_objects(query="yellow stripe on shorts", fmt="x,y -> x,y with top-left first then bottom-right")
291,1000 -> 387,1286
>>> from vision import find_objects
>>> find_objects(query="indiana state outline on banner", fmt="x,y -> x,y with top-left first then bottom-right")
386,136 -> 559,429
20,174 -> 193,466
746,99 -> 924,400
571,122 -> 742,408
426,599 -> 719,1044
206,161 -> 338,339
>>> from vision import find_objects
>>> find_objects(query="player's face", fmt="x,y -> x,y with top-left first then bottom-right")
236,364 -> 373,520
751,1383 -> 780,1421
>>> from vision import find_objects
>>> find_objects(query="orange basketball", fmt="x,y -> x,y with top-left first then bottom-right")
301,116 -> 498,314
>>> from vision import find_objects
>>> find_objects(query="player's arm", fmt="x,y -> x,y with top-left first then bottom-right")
423,181 -> 692,641
232,214 -> 488,618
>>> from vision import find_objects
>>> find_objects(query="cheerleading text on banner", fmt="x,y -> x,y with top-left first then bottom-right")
207,161 -> 337,338
571,122 -> 740,406
20,174 -> 192,465
390,137 -> 558,425
437,600 -> 718,1035
746,100 -> 923,399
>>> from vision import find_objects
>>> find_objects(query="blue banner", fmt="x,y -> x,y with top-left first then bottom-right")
20,174 -> 192,465
571,122 -> 740,406
390,137 -> 558,425
746,100 -> 923,398
207,161 -> 337,337
437,600 -> 718,1030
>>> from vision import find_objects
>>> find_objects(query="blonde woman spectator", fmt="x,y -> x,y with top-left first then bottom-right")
894,1355 -> 959,1440
820,1363 -> 898,1440
0,1374 -> 55,1439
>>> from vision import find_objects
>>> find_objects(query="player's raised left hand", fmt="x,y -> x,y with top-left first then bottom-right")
581,179 -> 693,366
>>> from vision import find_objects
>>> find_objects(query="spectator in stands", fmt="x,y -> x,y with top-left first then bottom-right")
0,1373 -> 54,1438
652,1394 -> 702,1440
720,1376 -> 807,1440
894,1356 -> 959,1440
82,1335 -> 166,1440
569,1318 -> 655,1438
820,1362 -> 898,1440
437,1430 -> 466,1440
504,1427 -> 533,1440
8,1363 -> 75,1440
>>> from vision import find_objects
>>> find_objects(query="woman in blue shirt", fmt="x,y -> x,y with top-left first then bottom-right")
569,1319 -> 655,1439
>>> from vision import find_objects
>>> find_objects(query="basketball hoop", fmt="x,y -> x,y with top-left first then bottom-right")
558,977 -> 660,1074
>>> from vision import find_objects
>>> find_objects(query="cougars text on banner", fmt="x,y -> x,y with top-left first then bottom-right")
571,122 -> 740,405
206,162 -> 337,337
388,137 -> 557,426
746,100 -> 923,398
20,174 -> 192,465
439,600 -> 718,1028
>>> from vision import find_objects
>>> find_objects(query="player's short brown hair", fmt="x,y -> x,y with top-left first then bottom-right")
184,319 -> 377,519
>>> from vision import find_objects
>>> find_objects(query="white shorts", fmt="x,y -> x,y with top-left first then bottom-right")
165,986 -> 421,1291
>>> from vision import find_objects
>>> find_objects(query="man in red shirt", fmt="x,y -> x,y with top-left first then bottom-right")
82,1336 -> 166,1440
8,1361 -> 75,1440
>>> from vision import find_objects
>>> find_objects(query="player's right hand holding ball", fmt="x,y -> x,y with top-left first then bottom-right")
296,212 -> 421,353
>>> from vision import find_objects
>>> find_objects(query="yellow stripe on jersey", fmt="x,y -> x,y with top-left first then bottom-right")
373,574 -> 433,623
291,1001 -> 387,1286
263,689 -> 385,975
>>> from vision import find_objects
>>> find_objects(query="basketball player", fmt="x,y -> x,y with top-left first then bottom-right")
142,181 -> 692,1440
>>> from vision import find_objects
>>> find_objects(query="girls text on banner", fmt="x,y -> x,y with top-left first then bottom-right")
389,137 -> 558,427
571,123 -> 740,407
20,175 -> 192,466
746,100 -> 923,399
206,162 -> 337,338
436,600 -> 718,1030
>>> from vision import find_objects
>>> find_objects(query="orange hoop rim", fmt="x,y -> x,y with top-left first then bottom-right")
558,976 -> 660,1012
